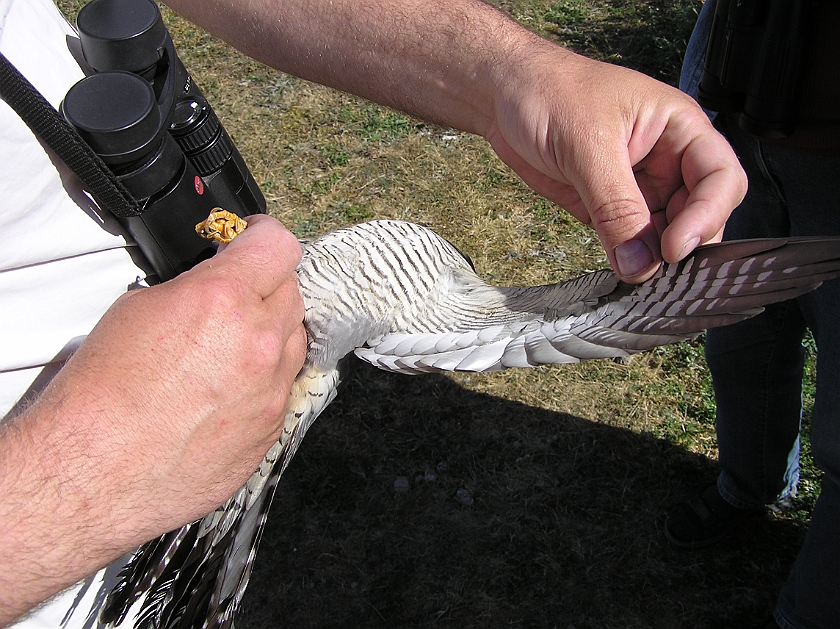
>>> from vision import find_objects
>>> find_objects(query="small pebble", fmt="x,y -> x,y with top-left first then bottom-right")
394,476 -> 410,493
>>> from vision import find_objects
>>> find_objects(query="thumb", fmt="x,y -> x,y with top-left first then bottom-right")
199,214 -> 303,299
575,151 -> 663,283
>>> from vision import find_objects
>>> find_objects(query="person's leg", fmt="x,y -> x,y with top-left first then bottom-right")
665,116 -> 806,548
770,147 -> 840,629
709,301 -> 807,509
773,279 -> 840,629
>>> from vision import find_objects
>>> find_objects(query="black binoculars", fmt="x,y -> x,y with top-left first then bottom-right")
698,0 -> 810,139
61,0 -> 266,281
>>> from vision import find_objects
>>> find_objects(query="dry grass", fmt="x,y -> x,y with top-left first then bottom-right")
54,1 -> 818,627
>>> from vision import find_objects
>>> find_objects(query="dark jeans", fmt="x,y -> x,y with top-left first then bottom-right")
705,114 -> 840,629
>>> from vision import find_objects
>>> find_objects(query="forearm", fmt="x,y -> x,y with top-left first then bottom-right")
162,0 -> 562,137
0,397 -> 141,625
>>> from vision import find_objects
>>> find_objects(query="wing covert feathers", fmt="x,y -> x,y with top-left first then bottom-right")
347,229 -> 840,373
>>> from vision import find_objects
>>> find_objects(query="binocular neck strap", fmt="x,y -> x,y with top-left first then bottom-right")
0,51 -> 142,218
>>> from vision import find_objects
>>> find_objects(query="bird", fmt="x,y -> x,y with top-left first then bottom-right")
100,219 -> 840,628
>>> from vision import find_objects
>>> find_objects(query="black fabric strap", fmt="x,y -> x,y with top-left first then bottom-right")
0,51 -> 143,218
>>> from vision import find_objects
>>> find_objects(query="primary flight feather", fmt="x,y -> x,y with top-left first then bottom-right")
101,219 -> 840,628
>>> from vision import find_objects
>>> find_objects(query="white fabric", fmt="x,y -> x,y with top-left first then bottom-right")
0,0 -> 148,415
1,0 -> 149,625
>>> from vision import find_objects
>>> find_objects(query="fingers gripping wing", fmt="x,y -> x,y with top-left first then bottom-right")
356,237 -> 840,373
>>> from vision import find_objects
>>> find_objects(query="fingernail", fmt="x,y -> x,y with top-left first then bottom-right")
678,236 -> 702,261
615,239 -> 655,279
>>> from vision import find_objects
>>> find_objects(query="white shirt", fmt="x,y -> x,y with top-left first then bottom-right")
1,0 -> 149,625
0,0 -> 150,418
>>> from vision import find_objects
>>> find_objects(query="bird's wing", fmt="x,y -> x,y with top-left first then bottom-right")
98,219 -> 840,629
100,363 -> 342,629
356,237 -> 840,374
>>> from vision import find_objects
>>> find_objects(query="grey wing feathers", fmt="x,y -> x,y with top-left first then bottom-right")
356,235 -> 840,373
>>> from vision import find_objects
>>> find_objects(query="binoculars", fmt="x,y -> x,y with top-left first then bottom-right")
61,0 -> 266,281
697,0 -> 810,139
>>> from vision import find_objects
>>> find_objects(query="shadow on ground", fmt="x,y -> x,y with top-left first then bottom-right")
237,359 -> 804,629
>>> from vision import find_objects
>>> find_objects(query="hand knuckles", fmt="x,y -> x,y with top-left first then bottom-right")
195,276 -> 250,317
278,228 -> 303,261
243,227 -> 302,271
245,329 -> 287,373
589,196 -> 649,234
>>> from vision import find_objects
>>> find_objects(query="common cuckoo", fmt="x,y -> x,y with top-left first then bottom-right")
101,219 -> 840,628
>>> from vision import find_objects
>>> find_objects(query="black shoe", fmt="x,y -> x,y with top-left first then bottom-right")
665,483 -> 765,549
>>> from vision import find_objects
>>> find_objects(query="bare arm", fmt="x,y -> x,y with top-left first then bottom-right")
163,0 -> 747,282
0,217 -> 306,625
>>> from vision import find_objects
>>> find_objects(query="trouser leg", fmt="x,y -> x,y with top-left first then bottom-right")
705,114 -> 805,508
775,277 -> 840,629
711,114 -> 840,629
706,303 -> 806,508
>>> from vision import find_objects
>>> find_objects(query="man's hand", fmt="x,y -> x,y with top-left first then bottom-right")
0,216 -> 306,624
486,48 -> 747,282
65,215 -> 307,531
